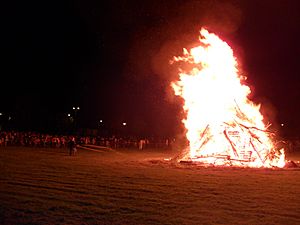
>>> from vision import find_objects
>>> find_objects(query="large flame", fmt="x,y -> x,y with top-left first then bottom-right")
172,28 -> 285,168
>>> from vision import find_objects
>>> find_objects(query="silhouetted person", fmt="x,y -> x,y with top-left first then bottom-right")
68,137 -> 76,156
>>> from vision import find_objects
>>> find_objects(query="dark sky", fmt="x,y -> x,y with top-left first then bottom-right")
0,0 -> 299,137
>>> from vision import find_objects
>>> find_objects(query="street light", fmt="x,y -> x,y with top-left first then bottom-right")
72,106 -> 80,118
122,122 -> 127,126
72,106 -> 80,116
72,106 -> 80,132
98,119 -> 103,128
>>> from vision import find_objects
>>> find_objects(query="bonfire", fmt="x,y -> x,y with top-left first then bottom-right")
171,28 -> 285,168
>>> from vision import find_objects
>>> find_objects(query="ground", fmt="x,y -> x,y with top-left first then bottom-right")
0,146 -> 300,225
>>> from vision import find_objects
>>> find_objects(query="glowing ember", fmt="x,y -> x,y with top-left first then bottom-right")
171,28 -> 285,168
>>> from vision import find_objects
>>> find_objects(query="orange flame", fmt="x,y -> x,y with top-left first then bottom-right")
172,28 -> 285,168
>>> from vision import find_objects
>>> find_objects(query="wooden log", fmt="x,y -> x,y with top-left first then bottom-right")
223,129 -> 239,158
249,140 -> 264,164
197,125 -> 210,150
199,125 -> 209,141
198,136 -> 211,150
237,121 -> 273,134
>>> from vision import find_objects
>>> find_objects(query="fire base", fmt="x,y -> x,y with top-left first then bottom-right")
179,157 -> 299,168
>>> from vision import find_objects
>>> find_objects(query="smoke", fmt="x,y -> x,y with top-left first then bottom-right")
256,97 -> 281,134
201,1 -> 243,34
126,0 -> 243,100
123,0 -> 244,136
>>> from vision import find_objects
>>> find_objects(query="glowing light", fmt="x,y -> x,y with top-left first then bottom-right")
171,28 -> 285,168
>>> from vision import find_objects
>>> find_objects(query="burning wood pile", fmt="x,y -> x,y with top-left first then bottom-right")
182,114 -> 285,167
171,28 -> 285,168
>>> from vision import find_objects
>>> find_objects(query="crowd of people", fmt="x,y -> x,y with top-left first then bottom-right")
0,131 -> 174,150
3,130 -> 299,154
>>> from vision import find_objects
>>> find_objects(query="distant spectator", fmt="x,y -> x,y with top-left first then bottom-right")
68,137 -> 76,156
139,139 -> 146,150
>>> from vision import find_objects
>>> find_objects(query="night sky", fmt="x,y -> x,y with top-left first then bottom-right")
0,0 -> 299,137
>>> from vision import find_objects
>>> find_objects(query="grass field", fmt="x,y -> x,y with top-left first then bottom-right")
1,146 -> 300,225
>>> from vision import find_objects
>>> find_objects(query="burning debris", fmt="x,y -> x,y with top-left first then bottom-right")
171,28 -> 285,168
